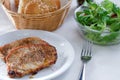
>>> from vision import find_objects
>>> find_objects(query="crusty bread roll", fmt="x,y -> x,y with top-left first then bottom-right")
18,0 -> 60,14
18,0 -> 30,13
3,0 -> 10,10
14,0 -> 19,7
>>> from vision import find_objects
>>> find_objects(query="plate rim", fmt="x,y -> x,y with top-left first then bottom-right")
0,30 -> 75,80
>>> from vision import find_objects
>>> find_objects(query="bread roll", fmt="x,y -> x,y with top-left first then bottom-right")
18,0 -> 30,13
3,0 -> 10,10
14,0 -> 19,7
18,0 -> 60,14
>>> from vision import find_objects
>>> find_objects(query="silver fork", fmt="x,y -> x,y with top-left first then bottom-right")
79,41 -> 92,80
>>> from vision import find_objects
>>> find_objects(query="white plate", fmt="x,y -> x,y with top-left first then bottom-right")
0,30 -> 75,80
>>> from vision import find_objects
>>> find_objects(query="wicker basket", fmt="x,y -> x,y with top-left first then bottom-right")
1,0 -> 72,31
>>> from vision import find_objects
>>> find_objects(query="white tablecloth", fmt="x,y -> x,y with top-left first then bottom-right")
0,0 -> 120,80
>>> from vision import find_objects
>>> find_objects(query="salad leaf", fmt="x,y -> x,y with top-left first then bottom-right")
90,22 -> 106,31
101,33 -> 119,43
107,17 -> 118,25
89,2 -> 98,10
101,0 -> 114,13
85,32 -> 119,45
76,12 -> 83,18
94,6 -> 109,23
86,0 -> 93,3
76,0 -> 120,45
113,4 -> 120,17
110,22 -> 120,31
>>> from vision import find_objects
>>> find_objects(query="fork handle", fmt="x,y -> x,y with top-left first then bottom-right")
79,63 -> 86,80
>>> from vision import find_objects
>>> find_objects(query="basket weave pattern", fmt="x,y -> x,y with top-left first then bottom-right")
2,0 -> 71,31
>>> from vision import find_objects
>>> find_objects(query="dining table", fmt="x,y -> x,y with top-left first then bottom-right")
0,0 -> 120,80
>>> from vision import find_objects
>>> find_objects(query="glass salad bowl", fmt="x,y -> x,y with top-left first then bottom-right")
74,0 -> 120,45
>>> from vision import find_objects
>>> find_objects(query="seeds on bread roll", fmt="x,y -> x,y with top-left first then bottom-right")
18,0 -> 61,14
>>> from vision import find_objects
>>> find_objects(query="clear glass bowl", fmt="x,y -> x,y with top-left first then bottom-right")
75,6 -> 120,45
1,0 -> 72,31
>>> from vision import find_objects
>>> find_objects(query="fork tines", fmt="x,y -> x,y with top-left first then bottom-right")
81,40 -> 92,57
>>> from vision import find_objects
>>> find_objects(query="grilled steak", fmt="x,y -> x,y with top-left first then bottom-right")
0,37 -> 48,61
6,44 -> 57,78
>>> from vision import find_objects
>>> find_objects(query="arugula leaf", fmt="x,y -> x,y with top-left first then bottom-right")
86,0 -> 93,3
101,0 -> 113,13
102,33 -> 119,42
107,17 -> 117,25
77,14 -> 93,26
90,22 -> 106,31
76,12 -> 83,18
110,22 -> 120,31
85,32 -> 119,45
94,6 -> 109,22
89,2 -> 98,10
113,4 -> 120,17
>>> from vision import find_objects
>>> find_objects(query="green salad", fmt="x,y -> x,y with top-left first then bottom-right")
76,0 -> 120,45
